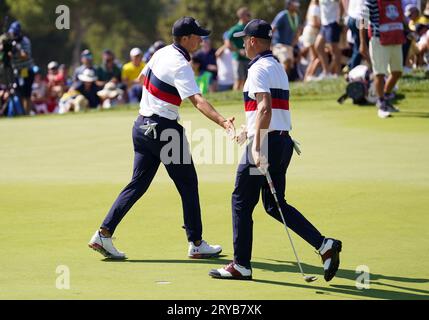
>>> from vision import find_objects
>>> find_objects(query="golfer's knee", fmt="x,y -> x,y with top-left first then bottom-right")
262,201 -> 277,217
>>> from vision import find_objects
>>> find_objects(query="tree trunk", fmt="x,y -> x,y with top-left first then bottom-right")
71,8 -> 85,69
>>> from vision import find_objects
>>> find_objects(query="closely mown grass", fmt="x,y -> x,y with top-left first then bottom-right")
0,77 -> 428,299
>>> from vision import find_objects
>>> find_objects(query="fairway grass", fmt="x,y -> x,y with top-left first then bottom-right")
1,90 -> 428,300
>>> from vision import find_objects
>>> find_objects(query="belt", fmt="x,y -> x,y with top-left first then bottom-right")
138,114 -> 177,122
270,130 -> 289,136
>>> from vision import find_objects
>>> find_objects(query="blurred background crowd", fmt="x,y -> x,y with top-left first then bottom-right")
1,0 -> 428,117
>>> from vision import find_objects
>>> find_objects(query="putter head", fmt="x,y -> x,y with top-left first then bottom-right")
304,275 -> 318,283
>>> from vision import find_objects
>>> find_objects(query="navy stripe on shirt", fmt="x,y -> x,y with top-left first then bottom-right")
244,89 -> 289,101
144,68 -> 182,106
364,0 -> 380,37
146,68 -> 181,97
243,89 -> 290,111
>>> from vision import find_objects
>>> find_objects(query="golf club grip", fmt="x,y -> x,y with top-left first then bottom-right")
265,172 -> 277,196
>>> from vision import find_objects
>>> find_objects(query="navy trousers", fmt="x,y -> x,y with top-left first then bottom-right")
101,115 -> 203,242
232,132 -> 325,268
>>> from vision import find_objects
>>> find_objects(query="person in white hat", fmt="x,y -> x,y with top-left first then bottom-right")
73,49 -> 96,83
67,68 -> 101,112
97,81 -> 124,109
122,47 -> 145,103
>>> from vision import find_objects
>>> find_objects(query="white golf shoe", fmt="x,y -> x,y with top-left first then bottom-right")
188,240 -> 222,259
209,262 -> 252,280
88,230 -> 127,260
318,238 -> 342,282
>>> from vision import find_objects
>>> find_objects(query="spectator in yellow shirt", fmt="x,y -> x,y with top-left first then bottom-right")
122,48 -> 145,103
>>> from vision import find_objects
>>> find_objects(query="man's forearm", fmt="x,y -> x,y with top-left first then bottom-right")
359,23 -> 367,46
253,101 -> 271,151
192,95 -> 226,127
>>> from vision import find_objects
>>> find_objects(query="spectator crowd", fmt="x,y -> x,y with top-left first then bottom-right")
1,0 -> 429,118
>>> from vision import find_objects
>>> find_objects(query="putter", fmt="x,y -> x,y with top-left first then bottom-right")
265,171 -> 318,283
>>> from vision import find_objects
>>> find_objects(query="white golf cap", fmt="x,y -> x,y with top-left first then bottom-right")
47,61 -> 59,70
130,47 -> 143,57
78,68 -> 98,82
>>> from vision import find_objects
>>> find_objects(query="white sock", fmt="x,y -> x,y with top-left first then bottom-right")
319,239 -> 334,255
317,238 -> 327,252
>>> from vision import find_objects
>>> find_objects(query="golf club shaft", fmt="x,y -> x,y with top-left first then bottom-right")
265,171 -> 306,277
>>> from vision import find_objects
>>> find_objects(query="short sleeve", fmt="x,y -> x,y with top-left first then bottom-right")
272,12 -> 285,29
139,63 -> 149,79
174,63 -> 201,100
247,66 -> 270,100
121,65 -> 128,81
310,5 -> 320,17
227,27 -> 235,41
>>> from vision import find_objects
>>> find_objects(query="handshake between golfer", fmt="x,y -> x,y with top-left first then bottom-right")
89,16 -> 342,283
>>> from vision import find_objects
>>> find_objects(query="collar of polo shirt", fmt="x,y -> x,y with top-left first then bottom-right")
172,43 -> 191,62
248,50 -> 275,69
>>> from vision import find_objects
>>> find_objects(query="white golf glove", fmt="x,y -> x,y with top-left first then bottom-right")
292,139 -> 302,156
236,125 -> 248,146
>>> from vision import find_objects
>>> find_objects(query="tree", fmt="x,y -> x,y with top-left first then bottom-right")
158,0 -> 311,48
5,0 -> 164,68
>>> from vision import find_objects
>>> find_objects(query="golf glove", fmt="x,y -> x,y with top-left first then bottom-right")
236,125 -> 248,146
292,139 -> 301,156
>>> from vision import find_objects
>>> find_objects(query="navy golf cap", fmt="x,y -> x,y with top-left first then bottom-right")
172,17 -> 211,37
233,19 -> 273,40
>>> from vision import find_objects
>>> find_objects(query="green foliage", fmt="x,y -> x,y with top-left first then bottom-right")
158,0 -> 305,47
1,0 -> 314,68
1,82 -> 429,300
4,0 -> 164,68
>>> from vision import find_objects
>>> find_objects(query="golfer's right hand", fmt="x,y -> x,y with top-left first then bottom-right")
223,117 -> 236,139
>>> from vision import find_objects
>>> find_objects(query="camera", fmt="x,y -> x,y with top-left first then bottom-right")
0,32 -> 18,87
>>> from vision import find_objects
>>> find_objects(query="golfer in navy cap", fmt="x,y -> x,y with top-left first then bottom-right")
89,17 -> 235,260
209,19 -> 342,281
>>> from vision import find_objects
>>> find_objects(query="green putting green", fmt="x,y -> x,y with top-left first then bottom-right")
1,80 -> 428,300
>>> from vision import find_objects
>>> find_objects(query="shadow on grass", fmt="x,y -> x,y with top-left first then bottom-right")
393,111 -> 429,118
103,257 -> 429,300
392,93 -> 406,101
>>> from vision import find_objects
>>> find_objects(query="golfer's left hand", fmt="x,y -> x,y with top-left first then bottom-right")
235,125 -> 248,146
252,147 -> 269,174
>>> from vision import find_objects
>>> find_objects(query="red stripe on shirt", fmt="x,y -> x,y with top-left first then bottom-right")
245,100 -> 257,111
245,99 -> 289,112
144,77 -> 182,106
272,98 -> 289,110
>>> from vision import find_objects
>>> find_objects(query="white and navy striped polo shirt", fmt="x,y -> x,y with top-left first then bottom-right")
364,0 -> 380,38
139,44 -> 201,120
243,51 -> 291,138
